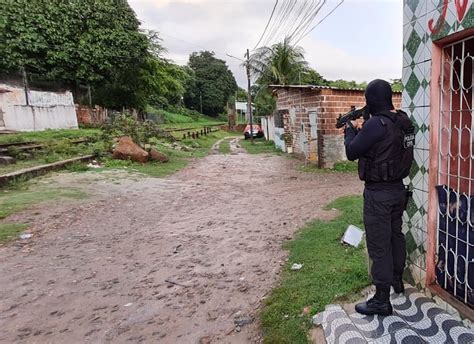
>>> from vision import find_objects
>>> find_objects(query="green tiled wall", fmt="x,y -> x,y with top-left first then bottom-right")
402,0 -> 474,288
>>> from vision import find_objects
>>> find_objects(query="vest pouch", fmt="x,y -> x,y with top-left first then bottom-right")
359,157 -> 371,181
379,162 -> 388,181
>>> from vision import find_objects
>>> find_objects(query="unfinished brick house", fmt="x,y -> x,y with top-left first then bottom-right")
262,85 -> 401,168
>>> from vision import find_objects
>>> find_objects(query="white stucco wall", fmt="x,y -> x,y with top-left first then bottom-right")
0,84 -> 78,131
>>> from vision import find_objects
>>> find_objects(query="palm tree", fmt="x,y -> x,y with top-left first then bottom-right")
249,36 -> 308,86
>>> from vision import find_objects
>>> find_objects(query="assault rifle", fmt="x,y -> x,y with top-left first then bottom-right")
335,106 -> 368,129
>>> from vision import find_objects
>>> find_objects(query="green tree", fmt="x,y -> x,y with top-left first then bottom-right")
248,37 -> 330,117
235,88 -> 248,102
93,57 -> 191,110
0,0 -> 149,85
251,85 -> 276,117
328,79 -> 367,89
300,68 -> 328,86
184,51 -> 238,116
249,36 -> 308,85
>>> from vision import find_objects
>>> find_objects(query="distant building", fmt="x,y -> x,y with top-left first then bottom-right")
235,101 -> 255,122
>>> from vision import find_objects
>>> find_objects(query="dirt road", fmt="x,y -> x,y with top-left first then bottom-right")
0,138 -> 362,343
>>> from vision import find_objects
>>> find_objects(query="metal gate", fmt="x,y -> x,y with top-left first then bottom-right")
436,35 -> 474,307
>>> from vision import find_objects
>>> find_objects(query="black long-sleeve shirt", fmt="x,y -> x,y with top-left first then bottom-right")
344,117 -> 387,161
344,116 -> 404,190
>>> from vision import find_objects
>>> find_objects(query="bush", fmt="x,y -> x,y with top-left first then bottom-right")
102,113 -> 175,146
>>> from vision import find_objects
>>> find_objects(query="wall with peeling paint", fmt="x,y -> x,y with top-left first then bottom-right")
0,83 -> 78,132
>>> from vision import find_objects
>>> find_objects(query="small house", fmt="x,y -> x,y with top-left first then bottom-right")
263,85 -> 401,168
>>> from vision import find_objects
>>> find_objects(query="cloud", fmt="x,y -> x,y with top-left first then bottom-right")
128,0 -> 403,87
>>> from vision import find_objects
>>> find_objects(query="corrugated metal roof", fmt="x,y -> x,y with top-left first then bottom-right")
269,84 -> 366,92
269,84 -> 403,93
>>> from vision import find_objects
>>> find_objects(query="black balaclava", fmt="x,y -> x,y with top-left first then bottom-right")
365,79 -> 394,115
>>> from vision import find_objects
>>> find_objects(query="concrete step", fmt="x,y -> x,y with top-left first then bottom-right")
312,286 -> 474,343
0,155 -> 16,165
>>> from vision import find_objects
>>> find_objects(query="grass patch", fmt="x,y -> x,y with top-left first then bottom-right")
95,130 -> 231,177
0,129 -> 100,144
218,139 -> 231,154
240,139 -> 282,155
0,223 -> 29,243
261,195 -> 369,344
298,160 -> 358,174
332,161 -> 358,172
0,187 -> 88,219
145,105 -> 225,128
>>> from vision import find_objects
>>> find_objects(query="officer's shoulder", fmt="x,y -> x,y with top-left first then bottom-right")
365,116 -> 387,129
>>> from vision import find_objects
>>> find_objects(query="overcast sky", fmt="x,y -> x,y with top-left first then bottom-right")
128,0 -> 403,88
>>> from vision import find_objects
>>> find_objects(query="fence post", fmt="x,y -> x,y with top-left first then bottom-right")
183,133 -> 186,139
192,132 -> 196,139
196,132 -> 199,138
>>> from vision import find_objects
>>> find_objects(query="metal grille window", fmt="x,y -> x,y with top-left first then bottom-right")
436,36 -> 474,307
274,110 -> 285,128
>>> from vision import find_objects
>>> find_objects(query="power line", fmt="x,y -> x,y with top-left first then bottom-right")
252,0 -> 279,50
294,0 -> 344,44
159,32 -> 229,59
289,0 -> 325,43
260,0 -> 290,47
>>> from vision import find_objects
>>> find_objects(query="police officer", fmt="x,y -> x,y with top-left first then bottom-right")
344,79 -> 414,316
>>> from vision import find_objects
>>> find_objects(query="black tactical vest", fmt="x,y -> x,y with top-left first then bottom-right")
358,110 -> 415,182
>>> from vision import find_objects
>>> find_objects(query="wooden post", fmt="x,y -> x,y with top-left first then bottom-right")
183,133 -> 186,139
192,132 -> 196,139
188,132 -> 191,138
196,132 -> 199,138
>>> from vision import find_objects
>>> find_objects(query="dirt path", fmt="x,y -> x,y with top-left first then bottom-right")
0,138 -> 362,343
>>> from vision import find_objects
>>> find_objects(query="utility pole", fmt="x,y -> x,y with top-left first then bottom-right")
199,90 -> 203,114
246,48 -> 253,144
226,50 -> 254,143
87,85 -> 92,107
21,66 -> 30,106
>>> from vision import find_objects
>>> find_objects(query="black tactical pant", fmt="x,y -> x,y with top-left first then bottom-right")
363,187 -> 407,288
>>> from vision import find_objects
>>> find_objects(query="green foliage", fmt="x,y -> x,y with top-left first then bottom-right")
261,196 -> 369,343
252,86 -> 277,117
240,139 -> 281,155
300,68 -> 328,85
146,105 -> 220,125
0,0 -> 148,84
102,113 -> 174,146
95,57 -> 193,110
184,51 -> 238,117
328,79 -> 367,89
250,36 -> 308,86
0,0 -> 195,111
235,88 -> 248,102
249,38 -> 328,116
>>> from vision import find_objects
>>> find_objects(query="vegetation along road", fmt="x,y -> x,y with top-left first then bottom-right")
0,139 -> 362,343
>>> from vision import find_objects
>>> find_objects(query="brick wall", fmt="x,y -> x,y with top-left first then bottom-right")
274,87 -> 402,167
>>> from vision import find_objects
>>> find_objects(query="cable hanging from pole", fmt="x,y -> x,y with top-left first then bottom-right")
252,0 -> 279,50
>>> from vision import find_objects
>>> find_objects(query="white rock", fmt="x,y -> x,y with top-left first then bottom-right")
291,263 -> 303,271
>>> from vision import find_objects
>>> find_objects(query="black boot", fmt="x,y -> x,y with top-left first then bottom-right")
392,278 -> 404,293
355,286 -> 392,316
